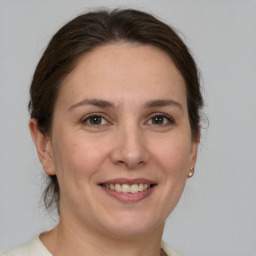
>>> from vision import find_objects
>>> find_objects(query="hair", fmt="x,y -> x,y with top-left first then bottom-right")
28,8 -> 203,213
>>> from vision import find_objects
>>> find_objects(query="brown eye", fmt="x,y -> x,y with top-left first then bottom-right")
89,116 -> 102,125
83,115 -> 108,126
152,116 -> 164,125
147,114 -> 174,126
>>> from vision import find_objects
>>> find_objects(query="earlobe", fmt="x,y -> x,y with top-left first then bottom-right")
29,118 -> 56,175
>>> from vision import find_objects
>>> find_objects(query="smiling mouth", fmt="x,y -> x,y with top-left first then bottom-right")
100,183 -> 155,194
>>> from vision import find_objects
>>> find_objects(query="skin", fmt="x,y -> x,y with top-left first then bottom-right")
29,42 -> 199,256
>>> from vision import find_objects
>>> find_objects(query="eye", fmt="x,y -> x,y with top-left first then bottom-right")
82,114 -> 108,126
147,114 -> 174,126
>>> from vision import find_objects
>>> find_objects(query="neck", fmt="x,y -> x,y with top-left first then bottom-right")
40,214 -> 165,256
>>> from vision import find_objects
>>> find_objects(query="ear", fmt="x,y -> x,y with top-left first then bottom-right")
29,118 -> 56,175
188,132 -> 200,173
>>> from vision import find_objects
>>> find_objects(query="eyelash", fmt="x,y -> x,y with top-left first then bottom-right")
146,113 -> 175,126
81,113 -> 175,127
81,113 -> 109,126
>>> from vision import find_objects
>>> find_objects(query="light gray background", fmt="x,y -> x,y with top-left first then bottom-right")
0,1 -> 255,255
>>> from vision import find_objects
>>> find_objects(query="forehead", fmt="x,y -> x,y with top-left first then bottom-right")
57,42 -> 187,108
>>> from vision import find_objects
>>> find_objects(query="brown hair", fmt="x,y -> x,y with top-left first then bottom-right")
29,8 -> 203,212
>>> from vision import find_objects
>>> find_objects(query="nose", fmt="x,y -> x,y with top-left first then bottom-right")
110,125 -> 150,169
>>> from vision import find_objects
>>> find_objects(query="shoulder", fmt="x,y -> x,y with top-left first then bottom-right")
161,240 -> 184,256
1,237 -> 182,256
0,237 -> 52,256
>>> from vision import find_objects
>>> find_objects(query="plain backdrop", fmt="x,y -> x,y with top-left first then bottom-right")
0,1 -> 256,255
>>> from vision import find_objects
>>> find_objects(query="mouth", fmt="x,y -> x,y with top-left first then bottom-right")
100,183 -> 155,193
98,179 -> 157,202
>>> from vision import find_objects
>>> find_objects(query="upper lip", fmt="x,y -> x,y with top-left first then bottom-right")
99,178 -> 157,185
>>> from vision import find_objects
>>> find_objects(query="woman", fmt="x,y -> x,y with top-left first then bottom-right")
1,8 -> 203,256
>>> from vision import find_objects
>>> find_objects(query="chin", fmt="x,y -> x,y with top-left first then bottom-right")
98,210 -> 165,238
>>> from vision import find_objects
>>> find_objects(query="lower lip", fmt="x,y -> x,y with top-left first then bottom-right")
100,186 -> 155,203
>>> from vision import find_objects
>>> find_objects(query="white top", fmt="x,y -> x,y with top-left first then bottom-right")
1,237 -> 183,256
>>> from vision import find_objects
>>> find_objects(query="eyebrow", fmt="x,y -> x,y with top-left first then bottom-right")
68,98 -> 183,112
144,99 -> 183,112
69,99 -> 114,111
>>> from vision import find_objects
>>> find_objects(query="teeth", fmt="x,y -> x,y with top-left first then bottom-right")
121,184 -> 130,193
130,184 -> 139,193
103,183 -> 152,193
138,184 -> 144,192
115,184 -> 122,192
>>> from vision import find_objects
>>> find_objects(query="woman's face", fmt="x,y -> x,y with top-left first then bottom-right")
36,43 -> 198,237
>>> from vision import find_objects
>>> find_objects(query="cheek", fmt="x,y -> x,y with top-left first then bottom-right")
51,134 -> 110,206
147,135 -> 192,218
54,130 -> 114,189
151,134 -> 192,177
54,137 -> 108,177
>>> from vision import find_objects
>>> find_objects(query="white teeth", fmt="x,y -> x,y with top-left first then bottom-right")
115,184 -> 122,192
104,183 -> 152,193
121,184 -> 130,193
138,183 -> 144,192
130,184 -> 139,193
